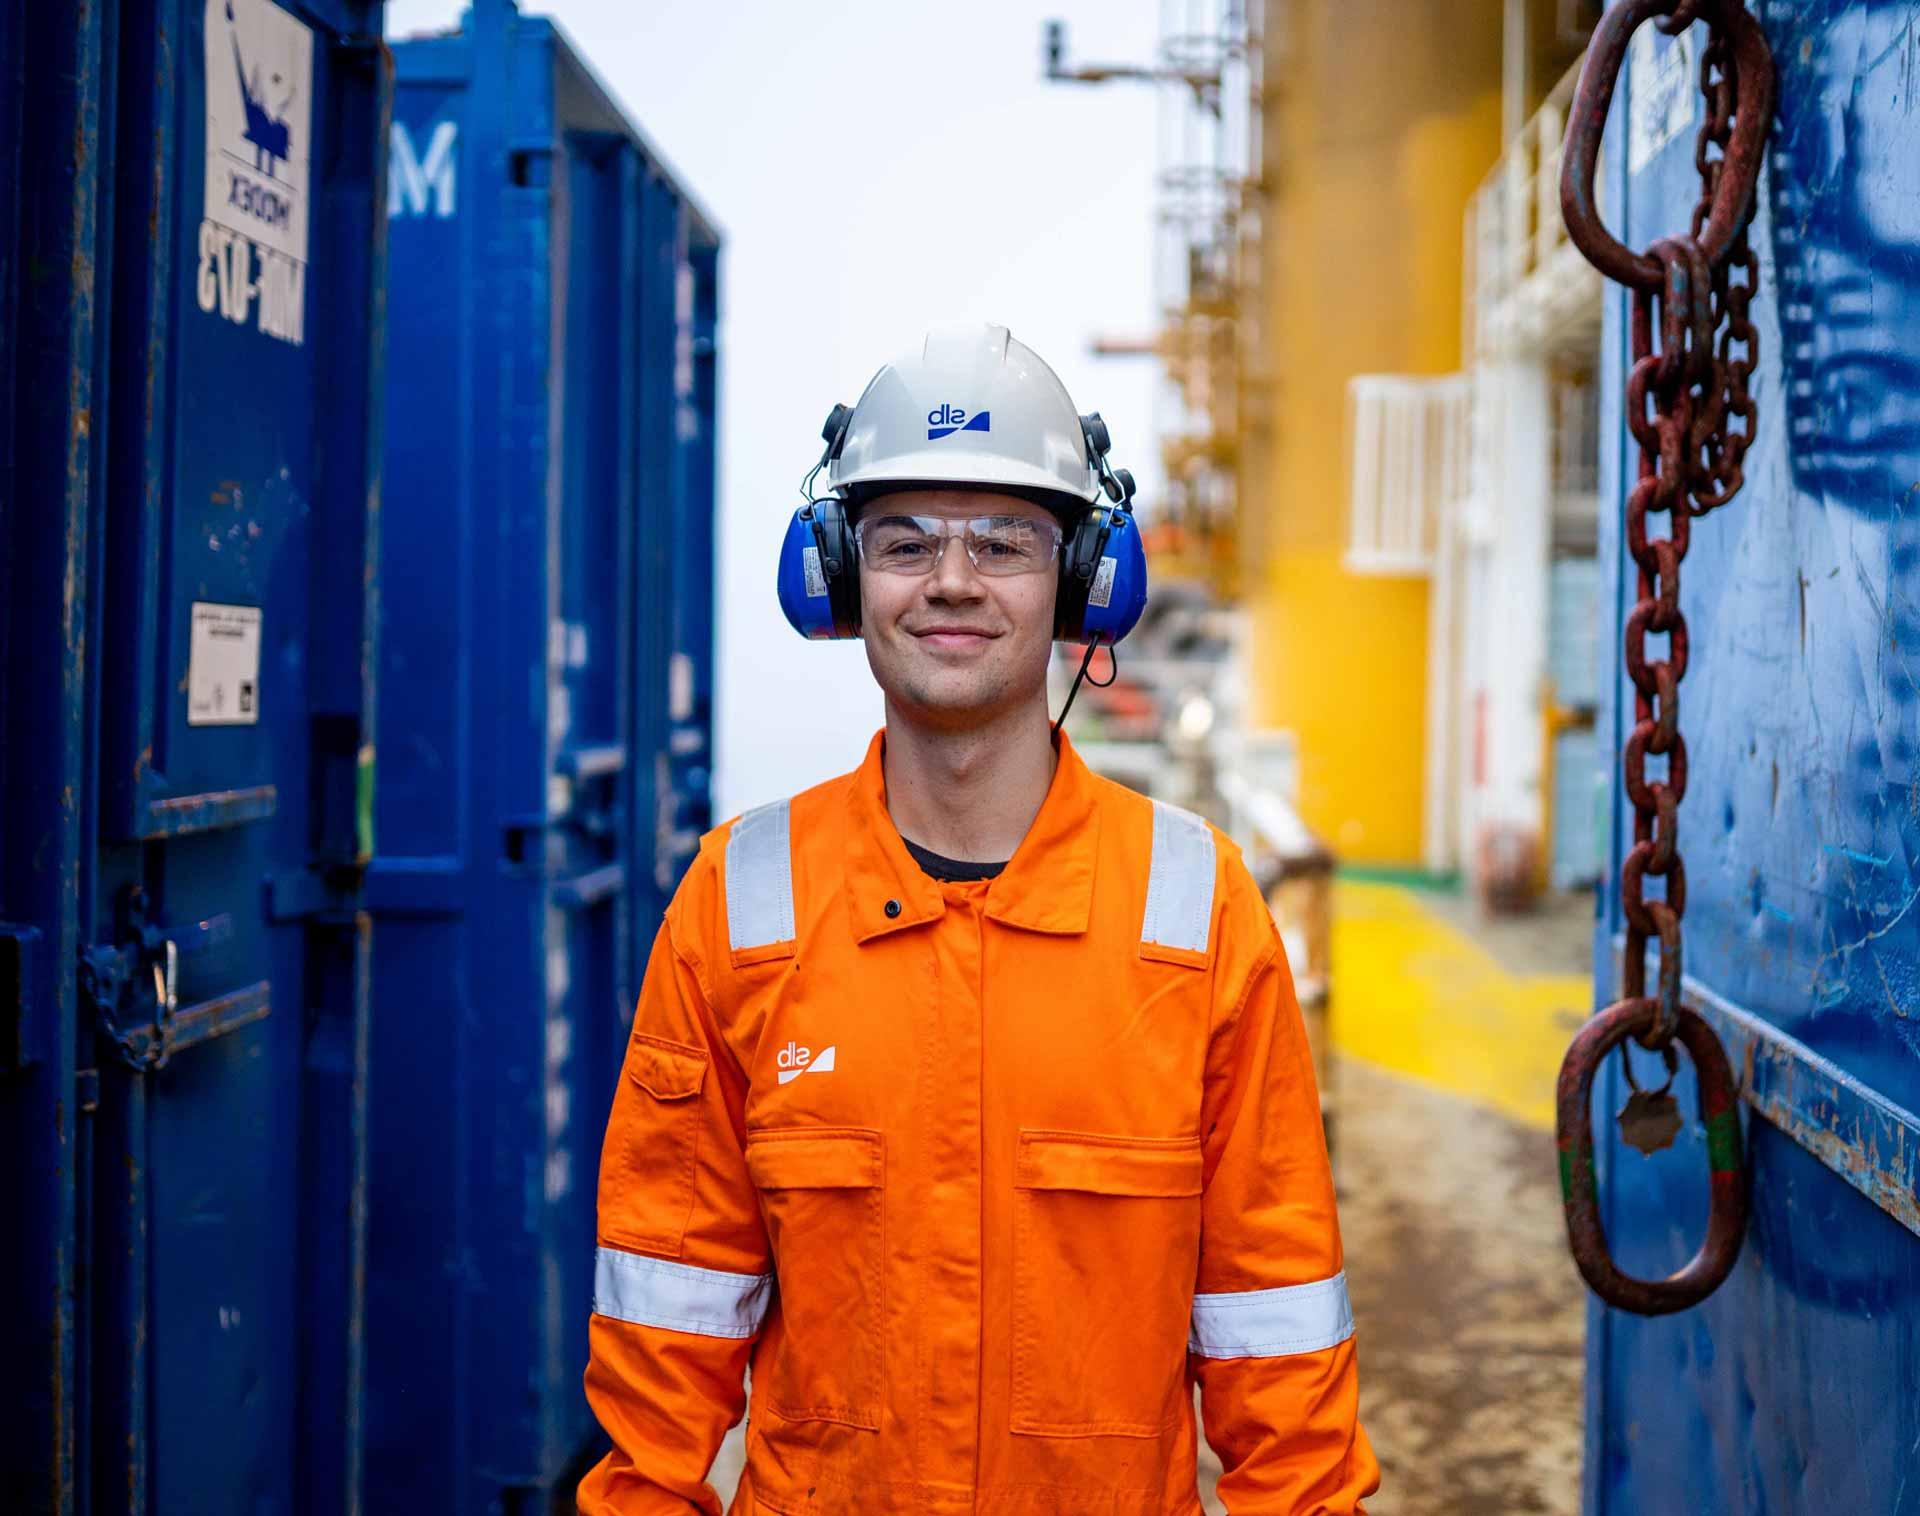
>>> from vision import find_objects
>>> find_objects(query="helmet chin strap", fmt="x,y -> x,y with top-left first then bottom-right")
1051,634 -> 1118,739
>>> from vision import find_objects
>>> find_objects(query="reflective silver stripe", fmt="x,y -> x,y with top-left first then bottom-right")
725,799 -> 794,950
1188,1271 -> 1355,1359
592,1246 -> 772,1339
1141,800 -> 1216,953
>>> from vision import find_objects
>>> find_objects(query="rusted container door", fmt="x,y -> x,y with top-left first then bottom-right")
1,2 -> 387,1510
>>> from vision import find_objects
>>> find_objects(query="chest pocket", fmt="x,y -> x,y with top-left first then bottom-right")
1011,1131 -> 1204,1437
745,1128 -> 885,1430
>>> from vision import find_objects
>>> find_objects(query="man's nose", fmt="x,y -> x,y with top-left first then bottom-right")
924,533 -> 986,599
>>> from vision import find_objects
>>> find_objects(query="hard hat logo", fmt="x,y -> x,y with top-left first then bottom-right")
926,404 -> 991,441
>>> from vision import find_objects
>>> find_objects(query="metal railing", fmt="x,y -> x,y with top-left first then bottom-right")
1467,55 -> 1603,361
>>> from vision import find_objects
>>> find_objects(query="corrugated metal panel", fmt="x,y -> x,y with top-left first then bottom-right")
1585,4 -> 1920,1511
367,2 -> 721,1506
1,1 -> 389,1510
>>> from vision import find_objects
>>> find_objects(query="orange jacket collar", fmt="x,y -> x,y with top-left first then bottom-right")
842,727 -> 1102,944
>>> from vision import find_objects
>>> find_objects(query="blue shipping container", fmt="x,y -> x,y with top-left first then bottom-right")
368,3 -> 721,1506
1,1 -> 389,1511
1585,3 -> 1920,1510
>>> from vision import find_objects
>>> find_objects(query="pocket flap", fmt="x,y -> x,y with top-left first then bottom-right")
1015,1132 -> 1203,1197
746,1128 -> 883,1190
626,1034 -> 708,1102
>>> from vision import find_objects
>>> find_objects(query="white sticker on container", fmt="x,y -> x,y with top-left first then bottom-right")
188,602 -> 263,726
1089,555 -> 1118,609
1628,23 -> 1697,174
669,653 -> 695,721
198,0 -> 313,346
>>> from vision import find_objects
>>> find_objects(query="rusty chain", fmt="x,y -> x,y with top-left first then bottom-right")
1554,0 -> 1773,1315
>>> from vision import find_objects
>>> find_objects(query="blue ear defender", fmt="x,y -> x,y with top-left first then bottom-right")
1047,416 -> 1144,735
777,498 -> 860,640
778,405 -> 862,639
1053,413 -> 1147,646
1063,500 -> 1148,645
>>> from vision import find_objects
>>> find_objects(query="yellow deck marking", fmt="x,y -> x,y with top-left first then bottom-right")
1328,880 -> 1591,1131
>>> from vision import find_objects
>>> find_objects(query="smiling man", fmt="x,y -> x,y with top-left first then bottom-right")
578,325 -> 1377,1515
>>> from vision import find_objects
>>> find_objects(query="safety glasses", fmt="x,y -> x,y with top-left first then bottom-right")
853,513 -> 1063,578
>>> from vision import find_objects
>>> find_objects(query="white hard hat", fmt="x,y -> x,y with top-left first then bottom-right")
827,324 -> 1101,513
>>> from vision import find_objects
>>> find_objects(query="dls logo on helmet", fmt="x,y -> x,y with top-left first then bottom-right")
927,403 -> 991,441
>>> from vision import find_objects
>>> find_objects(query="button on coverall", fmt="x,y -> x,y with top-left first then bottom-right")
580,732 -> 1378,1514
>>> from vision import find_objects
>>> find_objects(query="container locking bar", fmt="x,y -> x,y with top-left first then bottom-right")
79,897 -> 269,1071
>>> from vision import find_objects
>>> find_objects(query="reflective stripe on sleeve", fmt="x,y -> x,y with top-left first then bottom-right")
593,1246 -> 772,1339
1141,799 -> 1216,954
725,798 -> 794,951
1188,1271 -> 1355,1359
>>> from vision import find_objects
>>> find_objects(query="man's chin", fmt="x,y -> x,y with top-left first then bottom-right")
886,674 -> 1026,729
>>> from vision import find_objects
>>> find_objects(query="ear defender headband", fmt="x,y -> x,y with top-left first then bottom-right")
776,406 -> 1150,647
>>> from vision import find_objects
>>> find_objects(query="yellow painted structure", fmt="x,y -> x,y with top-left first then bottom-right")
1249,0 -> 1505,865
1328,880 -> 1588,1130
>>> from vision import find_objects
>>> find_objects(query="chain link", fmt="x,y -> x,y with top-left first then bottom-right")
1616,17 -> 1761,1050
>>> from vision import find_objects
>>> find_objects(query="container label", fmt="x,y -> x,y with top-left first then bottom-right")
188,602 -> 263,726
389,120 -> 459,220
1628,23 -> 1698,174
199,0 -> 313,346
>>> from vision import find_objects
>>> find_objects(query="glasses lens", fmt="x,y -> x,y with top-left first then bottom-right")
968,517 -> 1058,576
856,513 -> 1061,576
860,515 -> 941,574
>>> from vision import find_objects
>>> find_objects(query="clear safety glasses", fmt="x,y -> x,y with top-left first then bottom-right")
853,513 -> 1063,578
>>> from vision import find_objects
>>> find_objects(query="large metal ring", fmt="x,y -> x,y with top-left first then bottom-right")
1555,997 -> 1748,1314
1560,0 -> 1776,289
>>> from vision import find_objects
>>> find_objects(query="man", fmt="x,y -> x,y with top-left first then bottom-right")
579,325 -> 1377,1514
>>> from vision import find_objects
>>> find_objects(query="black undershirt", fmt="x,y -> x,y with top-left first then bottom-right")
902,836 -> 1007,882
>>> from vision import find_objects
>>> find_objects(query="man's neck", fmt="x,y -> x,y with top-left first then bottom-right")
880,698 -> 1057,864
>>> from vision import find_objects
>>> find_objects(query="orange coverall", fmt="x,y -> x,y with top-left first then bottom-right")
580,731 -> 1377,1514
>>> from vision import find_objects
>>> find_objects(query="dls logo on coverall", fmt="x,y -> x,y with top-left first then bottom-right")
775,1042 -> 837,1085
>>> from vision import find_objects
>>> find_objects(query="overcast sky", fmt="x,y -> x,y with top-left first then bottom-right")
383,0 -> 1166,816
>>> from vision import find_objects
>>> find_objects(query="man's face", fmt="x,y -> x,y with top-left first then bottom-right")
855,489 -> 1061,729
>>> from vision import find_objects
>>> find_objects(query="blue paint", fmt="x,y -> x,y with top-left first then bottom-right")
366,3 -> 721,1507
1822,843 -> 1893,868
0,1 -> 387,1509
1588,2 -> 1920,1509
